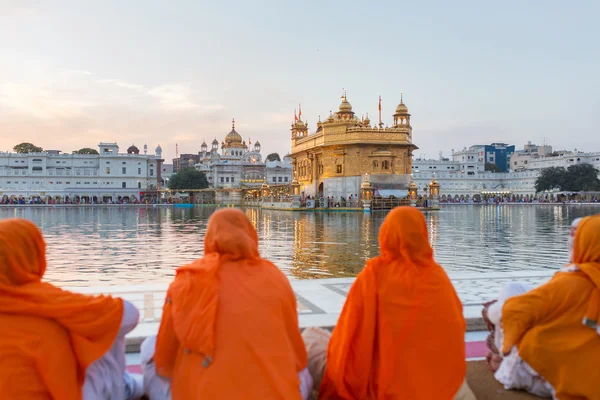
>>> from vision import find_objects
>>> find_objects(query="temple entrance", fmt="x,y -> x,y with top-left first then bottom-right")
318,182 -> 324,197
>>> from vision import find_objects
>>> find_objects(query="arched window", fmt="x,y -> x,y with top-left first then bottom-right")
382,160 -> 389,170
372,161 -> 379,169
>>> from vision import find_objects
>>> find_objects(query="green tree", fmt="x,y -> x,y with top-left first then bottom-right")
74,147 -> 99,155
13,142 -> 43,153
168,168 -> 209,190
484,163 -> 501,173
562,164 -> 600,192
535,167 -> 567,193
266,153 -> 281,162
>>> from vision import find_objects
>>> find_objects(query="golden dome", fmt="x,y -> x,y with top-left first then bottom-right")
409,180 -> 418,190
339,96 -> 353,112
395,101 -> 408,114
225,118 -> 242,143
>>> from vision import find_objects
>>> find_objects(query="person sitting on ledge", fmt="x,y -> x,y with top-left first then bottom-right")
0,218 -> 143,399
496,214 -> 600,400
303,206 -> 474,400
482,217 -> 584,397
146,208 -> 312,399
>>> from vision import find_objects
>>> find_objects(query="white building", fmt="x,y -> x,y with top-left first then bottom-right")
266,156 -> 293,185
191,120 -> 292,189
0,142 -> 163,202
413,142 -> 600,201
511,149 -> 600,172
451,147 -> 485,175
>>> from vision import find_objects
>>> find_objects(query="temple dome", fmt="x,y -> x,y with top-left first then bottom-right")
127,144 -> 139,154
395,100 -> 409,114
225,128 -> 242,143
339,96 -> 353,112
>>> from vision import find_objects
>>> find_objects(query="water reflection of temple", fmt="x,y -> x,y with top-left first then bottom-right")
289,212 -> 381,278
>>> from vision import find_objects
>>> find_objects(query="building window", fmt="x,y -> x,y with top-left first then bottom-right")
122,162 -> 126,165
231,177 -> 235,183
106,167 -> 110,174
272,177 -> 277,182
278,177 -> 282,182
122,182 -> 126,188
372,161 -> 379,169
226,177 -> 229,183
66,182 -> 70,184
122,167 -> 126,174
220,177 -> 224,183
382,160 -> 389,170
138,168 -> 141,175
284,177 -> 288,182
138,182 -> 141,189
150,169 -> 154,176
336,165 -> 342,174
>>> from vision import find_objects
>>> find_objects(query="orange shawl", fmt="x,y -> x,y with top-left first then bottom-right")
320,207 -> 466,400
503,215 -> 600,400
155,208 -> 307,399
0,219 -> 123,399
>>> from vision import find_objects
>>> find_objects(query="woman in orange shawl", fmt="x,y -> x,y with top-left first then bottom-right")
318,206 -> 468,400
0,218 -> 126,399
154,208 -> 310,399
502,214 -> 600,399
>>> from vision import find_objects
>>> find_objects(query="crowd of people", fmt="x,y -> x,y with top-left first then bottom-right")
0,207 -> 598,399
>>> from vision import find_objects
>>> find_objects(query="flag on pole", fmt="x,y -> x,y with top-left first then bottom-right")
294,109 -> 298,121
378,96 -> 382,111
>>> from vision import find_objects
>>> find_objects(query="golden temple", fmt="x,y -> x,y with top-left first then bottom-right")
289,91 -> 418,200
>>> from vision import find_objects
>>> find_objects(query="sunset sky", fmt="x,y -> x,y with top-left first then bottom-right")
1,0 -> 599,162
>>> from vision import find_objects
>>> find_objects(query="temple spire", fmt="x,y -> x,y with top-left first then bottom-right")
298,103 -> 302,119
232,118 -> 235,129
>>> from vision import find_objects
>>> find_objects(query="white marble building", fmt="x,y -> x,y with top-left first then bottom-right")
413,142 -> 600,200
193,120 -> 292,189
0,143 -> 163,202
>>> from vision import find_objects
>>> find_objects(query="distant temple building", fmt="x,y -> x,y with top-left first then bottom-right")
172,119 -> 292,193
289,92 -> 417,200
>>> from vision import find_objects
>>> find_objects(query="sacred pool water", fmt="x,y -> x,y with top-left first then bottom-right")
1,204 -> 598,287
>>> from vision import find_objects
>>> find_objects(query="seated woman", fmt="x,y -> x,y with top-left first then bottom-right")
305,206 -> 472,399
0,218 -> 143,399
149,208 -> 311,399
500,214 -> 600,399
482,218 -> 584,397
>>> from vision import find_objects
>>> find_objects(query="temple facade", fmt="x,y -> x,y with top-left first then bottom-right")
289,92 -> 418,200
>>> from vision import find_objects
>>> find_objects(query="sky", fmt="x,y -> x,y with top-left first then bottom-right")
1,0 -> 599,162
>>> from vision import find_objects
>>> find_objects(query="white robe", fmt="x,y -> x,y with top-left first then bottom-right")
83,300 -> 143,400
488,282 -> 555,399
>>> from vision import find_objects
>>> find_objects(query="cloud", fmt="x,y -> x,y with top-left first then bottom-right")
0,82 -> 92,119
147,84 -> 200,110
0,0 -> 47,18
97,78 -> 145,91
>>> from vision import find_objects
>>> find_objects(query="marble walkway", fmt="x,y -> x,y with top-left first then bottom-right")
72,269 -> 555,343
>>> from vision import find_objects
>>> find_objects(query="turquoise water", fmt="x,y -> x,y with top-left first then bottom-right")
0,205 -> 598,286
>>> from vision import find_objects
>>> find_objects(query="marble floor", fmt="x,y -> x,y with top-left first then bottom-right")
73,269 -> 554,341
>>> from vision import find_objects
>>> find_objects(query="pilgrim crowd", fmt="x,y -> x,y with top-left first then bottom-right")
0,208 -> 598,399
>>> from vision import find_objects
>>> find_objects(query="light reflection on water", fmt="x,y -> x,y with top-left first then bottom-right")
0,205 -> 598,287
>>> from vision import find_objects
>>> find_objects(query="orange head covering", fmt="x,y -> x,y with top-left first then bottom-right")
320,207 -> 466,399
168,208 -> 260,364
571,215 -> 600,331
0,219 -> 123,386
378,205 -> 434,266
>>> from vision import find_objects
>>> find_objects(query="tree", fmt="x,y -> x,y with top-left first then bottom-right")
535,167 -> 567,193
266,153 -> 281,162
484,163 -> 501,173
74,148 -> 99,155
13,142 -> 43,153
562,164 -> 600,192
168,168 -> 209,190
534,164 -> 600,193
